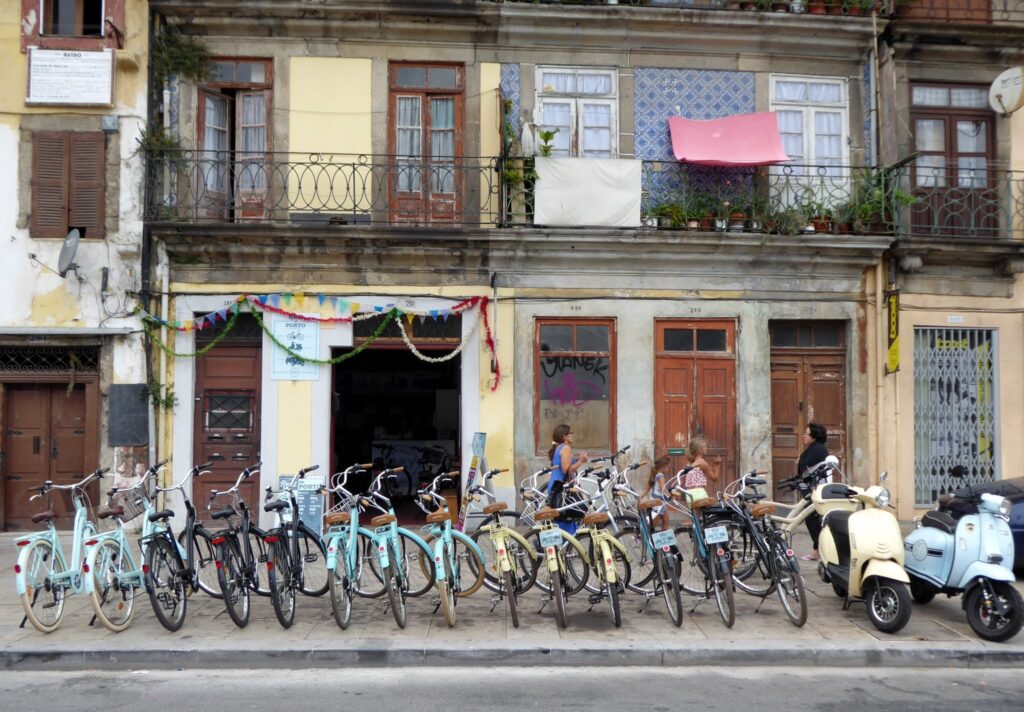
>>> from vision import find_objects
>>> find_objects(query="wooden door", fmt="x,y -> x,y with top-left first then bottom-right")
770,351 -> 847,500
654,320 -> 737,482
193,346 -> 262,518
3,384 -> 87,530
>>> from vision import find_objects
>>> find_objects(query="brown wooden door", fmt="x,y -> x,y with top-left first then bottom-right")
770,352 -> 847,500
193,346 -> 262,519
3,384 -> 87,530
654,320 -> 737,482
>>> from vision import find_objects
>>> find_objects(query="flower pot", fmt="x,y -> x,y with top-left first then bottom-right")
807,0 -> 827,12
728,212 -> 747,232
687,219 -> 701,231
747,218 -> 764,232
772,0 -> 790,10
811,216 -> 832,233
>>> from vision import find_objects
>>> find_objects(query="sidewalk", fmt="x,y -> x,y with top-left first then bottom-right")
2,531 -> 1022,670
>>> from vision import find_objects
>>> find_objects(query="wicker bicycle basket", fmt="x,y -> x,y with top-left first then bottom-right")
108,487 -> 148,521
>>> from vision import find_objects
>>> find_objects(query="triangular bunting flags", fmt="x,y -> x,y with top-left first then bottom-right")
184,320 -> 194,331
405,313 -> 415,326
418,314 -> 427,324
350,302 -> 360,313
318,293 -> 326,306
270,294 -> 281,307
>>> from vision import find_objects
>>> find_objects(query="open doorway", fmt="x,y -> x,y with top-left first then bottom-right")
331,348 -> 460,524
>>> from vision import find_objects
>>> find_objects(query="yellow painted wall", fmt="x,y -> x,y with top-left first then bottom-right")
288,57 -> 372,210
277,380 -> 314,474
886,288 -> 1024,519
478,289 -> 515,488
479,63 -> 501,226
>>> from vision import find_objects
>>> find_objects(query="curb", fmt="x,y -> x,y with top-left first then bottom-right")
3,641 -> 1024,670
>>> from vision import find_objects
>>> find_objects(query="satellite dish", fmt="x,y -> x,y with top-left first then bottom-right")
57,228 -> 81,278
989,66 -> 1024,115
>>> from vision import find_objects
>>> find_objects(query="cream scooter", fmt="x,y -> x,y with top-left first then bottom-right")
814,460 -> 912,634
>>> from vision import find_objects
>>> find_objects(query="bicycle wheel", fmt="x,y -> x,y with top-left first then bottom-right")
267,539 -> 296,629
145,536 -> 187,632
710,550 -> 736,629
89,539 -> 137,632
383,563 -> 407,629
617,526 -> 655,594
531,529 -> 589,596
656,550 -> 683,628
607,578 -> 622,628
713,516 -> 771,596
398,531 -> 435,598
551,568 -> 568,629
354,531 -> 387,598
328,539 -> 352,630
180,529 -> 221,599
19,539 -> 67,633
772,537 -> 807,627
296,529 -> 329,597
217,537 -> 250,628
246,530 -> 272,597
470,527 -> 539,595
503,568 -> 519,628
677,528 -> 709,596
439,549 -> 456,627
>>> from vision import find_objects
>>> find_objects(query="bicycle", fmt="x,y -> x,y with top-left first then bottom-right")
529,500 -> 592,629
208,463 -> 273,628
141,460 -> 224,631
321,462 -> 377,629
416,472 -> 486,627
262,464 -> 330,629
14,467 -> 108,633
358,467 -> 436,628
718,470 -> 808,626
667,477 -> 736,628
622,474 -> 684,627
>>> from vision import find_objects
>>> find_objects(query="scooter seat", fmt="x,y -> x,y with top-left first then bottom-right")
824,509 -> 853,540
819,483 -> 852,500
921,510 -> 957,535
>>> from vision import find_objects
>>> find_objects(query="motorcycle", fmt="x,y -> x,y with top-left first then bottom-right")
815,460 -> 913,634
905,486 -> 1022,642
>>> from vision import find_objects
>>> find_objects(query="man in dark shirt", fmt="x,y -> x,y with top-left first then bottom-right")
797,422 -> 829,561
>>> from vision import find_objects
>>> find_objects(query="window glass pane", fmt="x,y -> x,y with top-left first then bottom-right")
577,74 -> 612,95
770,324 -> 797,347
808,82 -> 842,103
814,324 -> 842,347
541,72 -> 575,93
576,325 -> 610,352
539,324 -> 573,352
777,110 -> 804,161
396,97 -> 422,192
236,62 -> 266,84
428,67 -> 457,89
696,329 -> 727,352
915,119 -> 946,152
775,81 -> 807,102
958,157 -> 987,188
539,348 -> 611,451
797,327 -> 813,347
581,103 -> 611,157
396,66 -> 426,87
541,101 -> 572,156
408,315 -> 462,340
950,88 -> 988,108
664,328 -> 694,351
912,86 -> 949,107
239,93 -> 267,191
814,111 -> 842,161
212,62 -> 235,83
431,98 -> 455,193
82,0 -> 102,36
916,155 -> 947,188
956,120 -> 987,153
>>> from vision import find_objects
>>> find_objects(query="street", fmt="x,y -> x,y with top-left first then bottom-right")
0,666 -> 1021,712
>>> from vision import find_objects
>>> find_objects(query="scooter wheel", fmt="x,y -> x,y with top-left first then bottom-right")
865,578 -> 912,634
965,581 -> 1024,643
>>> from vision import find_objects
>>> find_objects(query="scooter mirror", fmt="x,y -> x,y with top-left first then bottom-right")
824,455 -> 840,467
880,471 -> 888,483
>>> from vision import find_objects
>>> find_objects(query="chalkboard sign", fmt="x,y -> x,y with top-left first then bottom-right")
108,383 -> 149,447
276,473 -> 326,537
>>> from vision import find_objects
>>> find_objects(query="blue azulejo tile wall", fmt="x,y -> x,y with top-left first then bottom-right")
633,68 -> 755,161
500,64 -> 522,141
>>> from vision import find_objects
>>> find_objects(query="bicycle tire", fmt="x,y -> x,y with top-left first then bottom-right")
89,538 -> 137,633
19,538 -> 67,633
354,530 -> 387,598
705,514 -> 762,584
469,526 -> 539,595
607,578 -> 622,628
439,549 -> 456,627
531,528 -> 589,596
551,568 -> 568,629
179,528 -> 221,599
616,525 -> 656,594
383,563 -> 407,629
267,539 -> 296,629
397,531 -> 435,598
772,537 -> 808,627
657,550 -> 683,627
677,527 -> 709,596
711,551 -> 736,629
145,536 -> 187,632
246,530 -> 272,597
328,549 -> 353,630
296,529 -> 329,597
217,536 -> 250,628
503,568 -> 519,628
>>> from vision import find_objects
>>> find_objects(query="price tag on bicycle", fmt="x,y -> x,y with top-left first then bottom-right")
375,525 -> 391,535
651,529 -> 676,550
539,529 -> 563,548
703,525 -> 729,545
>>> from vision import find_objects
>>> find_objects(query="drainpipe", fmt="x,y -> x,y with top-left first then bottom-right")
490,272 -> 498,374
159,256 -> 170,488
875,259 -> 885,490
871,11 -> 883,167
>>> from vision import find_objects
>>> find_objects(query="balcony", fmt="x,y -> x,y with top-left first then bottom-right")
499,0 -> 891,15
894,0 -> 1024,24
145,150 -> 1024,241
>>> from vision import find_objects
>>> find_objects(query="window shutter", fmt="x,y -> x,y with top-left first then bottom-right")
68,132 -> 106,237
30,132 -> 69,238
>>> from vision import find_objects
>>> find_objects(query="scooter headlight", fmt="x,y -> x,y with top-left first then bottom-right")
875,488 -> 891,508
998,498 -> 1012,517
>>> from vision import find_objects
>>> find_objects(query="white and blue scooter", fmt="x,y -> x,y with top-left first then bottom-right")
904,488 -> 1022,642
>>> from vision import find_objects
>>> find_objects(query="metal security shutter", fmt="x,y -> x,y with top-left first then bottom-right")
68,133 -> 106,237
30,132 -> 68,238
913,327 -> 999,506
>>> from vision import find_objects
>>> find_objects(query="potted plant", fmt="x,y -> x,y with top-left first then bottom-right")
850,168 -> 917,234
651,202 -> 685,229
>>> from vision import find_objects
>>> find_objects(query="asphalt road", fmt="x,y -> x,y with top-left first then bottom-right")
1,666 -> 1021,712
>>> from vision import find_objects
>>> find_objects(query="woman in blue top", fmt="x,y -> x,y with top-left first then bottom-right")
546,423 -> 589,514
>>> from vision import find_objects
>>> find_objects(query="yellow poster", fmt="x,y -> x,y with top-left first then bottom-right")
885,290 -> 899,374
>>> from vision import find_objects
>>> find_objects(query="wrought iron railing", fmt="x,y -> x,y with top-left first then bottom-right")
146,150 -> 1024,239
145,150 -> 503,227
498,0 -> 892,16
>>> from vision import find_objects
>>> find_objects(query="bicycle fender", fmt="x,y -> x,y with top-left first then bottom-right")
607,535 -> 631,563
599,540 -> 617,584
14,537 -> 63,596
432,536 -> 447,582
506,529 -> 539,560
324,534 -> 342,570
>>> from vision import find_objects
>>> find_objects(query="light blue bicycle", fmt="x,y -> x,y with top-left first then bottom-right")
321,462 -> 376,629
415,472 -> 486,627
14,467 -> 109,633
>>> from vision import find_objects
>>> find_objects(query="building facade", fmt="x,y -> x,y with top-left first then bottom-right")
0,0 -> 149,530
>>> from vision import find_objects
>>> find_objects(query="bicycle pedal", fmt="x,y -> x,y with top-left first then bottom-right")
587,594 -> 603,605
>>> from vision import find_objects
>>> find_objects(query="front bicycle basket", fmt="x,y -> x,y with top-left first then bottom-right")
109,487 -> 148,522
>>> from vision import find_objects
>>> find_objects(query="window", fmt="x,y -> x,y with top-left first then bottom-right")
196,59 -> 272,219
536,319 -> 616,454
914,328 -> 998,506
30,131 -> 105,238
769,321 -> 845,348
662,327 -> 732,354
388,63 -> 464,224
535,67 -> 618,158
354,313 -> 462,343
42,0 -> 103,37
770,75 -> 848,169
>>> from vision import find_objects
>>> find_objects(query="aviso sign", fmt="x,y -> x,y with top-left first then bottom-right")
27,48 -> 114,106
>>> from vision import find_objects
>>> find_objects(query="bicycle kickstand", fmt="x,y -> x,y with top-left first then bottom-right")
431,597 -> 442,614
753,588 -> 773,614
637,589 -> 657,614
489,594 -> 502,613
537,595 -> 551,614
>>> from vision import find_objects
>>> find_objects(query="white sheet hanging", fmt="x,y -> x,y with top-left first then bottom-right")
533,157 -> 641,228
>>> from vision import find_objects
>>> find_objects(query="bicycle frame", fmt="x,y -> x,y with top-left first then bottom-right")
211,465 -> 269,594
417,476 -> 486,588
361,471 -> 434,591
